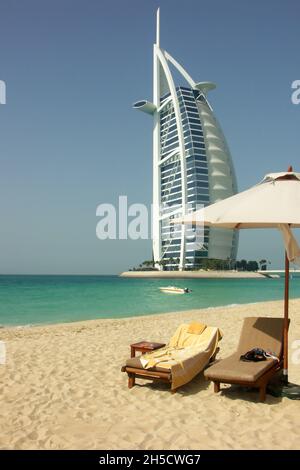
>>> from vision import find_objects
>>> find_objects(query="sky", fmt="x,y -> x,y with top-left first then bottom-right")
0,0 -> 299,274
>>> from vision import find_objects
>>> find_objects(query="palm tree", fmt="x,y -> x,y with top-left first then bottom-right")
240,259 -> 247,271
259,259 -> 268,271
156,258 -> 166,271
145,260 -> 154,268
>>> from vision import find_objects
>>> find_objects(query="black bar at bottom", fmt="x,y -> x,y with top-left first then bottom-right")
0,450 -> 299,467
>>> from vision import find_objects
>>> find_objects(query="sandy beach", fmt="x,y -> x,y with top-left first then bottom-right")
0,299 -> 300,450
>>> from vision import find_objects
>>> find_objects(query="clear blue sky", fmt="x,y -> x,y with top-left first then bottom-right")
0,0 -> 299,274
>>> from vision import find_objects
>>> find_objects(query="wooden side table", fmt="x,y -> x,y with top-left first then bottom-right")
130,341 -> 166,358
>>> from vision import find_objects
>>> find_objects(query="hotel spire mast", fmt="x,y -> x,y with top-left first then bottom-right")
156,7 -> 160,47
152,7 -> 163,269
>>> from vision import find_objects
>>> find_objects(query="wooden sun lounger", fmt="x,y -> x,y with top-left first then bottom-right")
121,348 -> 219,393
204,317 -> 287,402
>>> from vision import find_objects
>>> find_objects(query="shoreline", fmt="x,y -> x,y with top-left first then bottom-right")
120,270 -> 267,279
0,297 -> 299,336
1,296 -> 295,331
0,301 -> 258,333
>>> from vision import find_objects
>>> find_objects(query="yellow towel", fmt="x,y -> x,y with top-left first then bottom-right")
169,323 -> 220,348
140,324 -> 223,390
187,321 -> 207,335
142,347 -> 184,369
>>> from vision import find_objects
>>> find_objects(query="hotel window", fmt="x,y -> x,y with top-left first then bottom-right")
190,125 -> 203,132
188,117 -> 201,124
164,135 -> 178,146
194,156 -> 207,162
194,142 -> 205,149
182,96 -> 195,102
186,106 -> 198,113
191,130 -> 203,136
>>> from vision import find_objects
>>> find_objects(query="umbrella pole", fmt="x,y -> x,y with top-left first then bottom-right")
283,165 -> 292,383
268,251 -> 300,398
283,250 -> 289,384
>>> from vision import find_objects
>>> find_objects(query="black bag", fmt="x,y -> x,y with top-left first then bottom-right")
240,348 -> 267,362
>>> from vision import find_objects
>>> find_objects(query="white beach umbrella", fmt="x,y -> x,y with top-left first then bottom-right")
174,167 -> 300,392
177,170 -> 300,229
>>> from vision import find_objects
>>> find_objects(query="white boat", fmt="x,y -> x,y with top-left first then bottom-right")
159,286 -> 191,294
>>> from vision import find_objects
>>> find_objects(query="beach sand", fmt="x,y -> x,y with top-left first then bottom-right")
0,299 -> 300,450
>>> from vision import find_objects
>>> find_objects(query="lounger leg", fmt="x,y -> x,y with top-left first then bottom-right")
171,388 -> 177,394
128,373 -> 135,389
214,382 -> 220,393
259,385 -> 266,402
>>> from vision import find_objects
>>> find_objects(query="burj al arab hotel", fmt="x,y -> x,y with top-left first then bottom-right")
133,9 -> 238,270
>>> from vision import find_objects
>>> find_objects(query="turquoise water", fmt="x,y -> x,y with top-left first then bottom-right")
0,275 -> 299,326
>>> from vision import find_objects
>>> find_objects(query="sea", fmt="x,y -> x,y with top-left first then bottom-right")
0,274 -> 300,327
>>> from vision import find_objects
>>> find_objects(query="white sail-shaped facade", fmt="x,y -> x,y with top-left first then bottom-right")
133,9 -> 238,270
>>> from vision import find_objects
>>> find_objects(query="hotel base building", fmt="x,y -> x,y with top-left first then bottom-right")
134,10 -> 238,271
